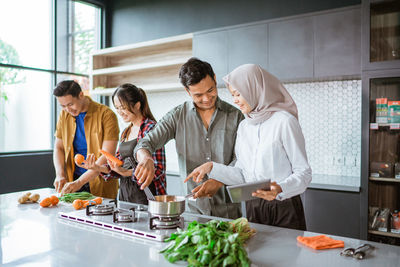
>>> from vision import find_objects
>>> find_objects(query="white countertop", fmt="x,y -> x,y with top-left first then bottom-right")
1,188 -> 399,267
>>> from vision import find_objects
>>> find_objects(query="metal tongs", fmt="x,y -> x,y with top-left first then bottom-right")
340,244 -> 375,260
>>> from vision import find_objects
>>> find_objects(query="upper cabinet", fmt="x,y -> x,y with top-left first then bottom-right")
193,30 -> 228,86
362,0 -> 400,71
314,8 -> 361,78
268,17 -> 313,80
90,34 -> 192,96
193,6 -> 361,83
227,24 -> 268,72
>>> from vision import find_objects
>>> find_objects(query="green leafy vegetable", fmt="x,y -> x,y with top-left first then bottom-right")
160,217 -> 256,267
58,192 -> 95,203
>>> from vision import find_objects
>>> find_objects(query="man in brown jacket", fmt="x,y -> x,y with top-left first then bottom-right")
53,80 -> 119,198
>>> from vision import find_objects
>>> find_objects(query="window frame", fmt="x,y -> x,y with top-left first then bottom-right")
0,0 -> 105,156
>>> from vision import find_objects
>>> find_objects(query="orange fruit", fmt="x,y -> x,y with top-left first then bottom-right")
74,154 -> 85,165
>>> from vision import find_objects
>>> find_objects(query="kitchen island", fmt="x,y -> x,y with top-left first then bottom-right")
1,188 -> 400,267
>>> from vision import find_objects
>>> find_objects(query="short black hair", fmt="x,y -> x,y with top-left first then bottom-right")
53,80 -> 82,97
179,57 -> 215,89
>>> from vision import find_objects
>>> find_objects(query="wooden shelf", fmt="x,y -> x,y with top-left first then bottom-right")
368,230 -> 400,238
370,123 -> 400,129
90,83 -> 184,96
90,33 -> 193,96
92,58 -> 188,76
369,177 -> 400,183
92,33 -> 193,56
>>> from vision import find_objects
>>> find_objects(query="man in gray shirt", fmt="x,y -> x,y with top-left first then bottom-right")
134,57 -> 244,219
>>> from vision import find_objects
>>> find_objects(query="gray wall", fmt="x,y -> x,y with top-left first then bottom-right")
107,0 -> 361,46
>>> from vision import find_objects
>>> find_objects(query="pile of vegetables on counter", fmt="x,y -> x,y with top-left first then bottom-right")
59,192 -> 102,209
18,191 -> 102,210
160,217 -> 256,267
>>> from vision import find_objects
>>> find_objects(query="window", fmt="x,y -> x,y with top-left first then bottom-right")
0,0 -> 52,69
0,0 -> 102,153
68,1 -> 101,74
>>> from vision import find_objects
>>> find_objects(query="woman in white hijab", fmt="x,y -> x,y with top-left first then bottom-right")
185,64 -> 312,230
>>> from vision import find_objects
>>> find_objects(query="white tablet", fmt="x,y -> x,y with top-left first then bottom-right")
226,179 -> 271,203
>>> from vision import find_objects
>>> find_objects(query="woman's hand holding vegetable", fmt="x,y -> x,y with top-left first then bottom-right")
184,162 -> 213,183
252,181 -> 282,201
77,153 -> 108,173
108,159 -> 132,177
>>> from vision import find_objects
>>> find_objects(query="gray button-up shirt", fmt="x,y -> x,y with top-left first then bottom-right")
134,97 -> 244,218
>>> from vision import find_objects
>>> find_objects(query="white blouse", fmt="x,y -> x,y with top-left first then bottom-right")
209,111 -> 312,200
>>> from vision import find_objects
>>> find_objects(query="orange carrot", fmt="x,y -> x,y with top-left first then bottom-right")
72,199 -> 83,210
93,197 -> 102,205
50,195 -> 59,205
99,149 -> 123,166
74,154 -> 85,165
40,197 -> 52,207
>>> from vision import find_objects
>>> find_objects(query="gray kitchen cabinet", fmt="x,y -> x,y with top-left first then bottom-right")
314,8 -> 361,77
304,188 -> 361,239
227,24 -> 268,72
193,30 -> 228,86
268,17 -> 314,81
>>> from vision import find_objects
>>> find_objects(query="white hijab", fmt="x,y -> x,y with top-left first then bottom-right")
223,64 -> 298,124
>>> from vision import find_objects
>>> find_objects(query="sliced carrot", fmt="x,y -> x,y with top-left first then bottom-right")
93,197 -> 102,205
99,149 -> 123,166
40,197 -> 52,207
50,195 -> 59,205
74,154 -> 85,165
72,199 -> 83,210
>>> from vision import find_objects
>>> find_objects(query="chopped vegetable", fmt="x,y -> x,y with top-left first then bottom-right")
74,154 -> 85,165
160,218 -> 256,267
93,197 -> 103,205
50,195 -> 59,205
59,192 -> 95,203
40,197 -> 52,207
72,199 -> 83,210
99,149 -> 123,166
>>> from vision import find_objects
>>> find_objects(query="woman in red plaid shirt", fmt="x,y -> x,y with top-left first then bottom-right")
82,83 -> 166,204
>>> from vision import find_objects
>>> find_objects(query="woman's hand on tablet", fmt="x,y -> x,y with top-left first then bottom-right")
252,181 -> 282,201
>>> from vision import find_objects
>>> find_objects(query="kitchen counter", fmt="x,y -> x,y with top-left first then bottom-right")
1,188 -> 400,267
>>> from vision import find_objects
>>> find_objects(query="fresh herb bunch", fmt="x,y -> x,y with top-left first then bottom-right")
160,217 -> 256,267
58,192 -> 95,203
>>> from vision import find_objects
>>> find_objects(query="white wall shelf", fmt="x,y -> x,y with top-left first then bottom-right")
91,83 -> 184,96
89,33 -> 193,96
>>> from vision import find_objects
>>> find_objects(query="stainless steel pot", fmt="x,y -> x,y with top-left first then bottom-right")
148,195 -> 185,217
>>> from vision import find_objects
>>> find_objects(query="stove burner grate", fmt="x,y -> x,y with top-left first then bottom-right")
86,200 -> 116,216
149,215 -> 184,230
113,208 -> 137,223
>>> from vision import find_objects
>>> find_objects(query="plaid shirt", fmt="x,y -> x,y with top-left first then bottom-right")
100,118 -> 166,195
